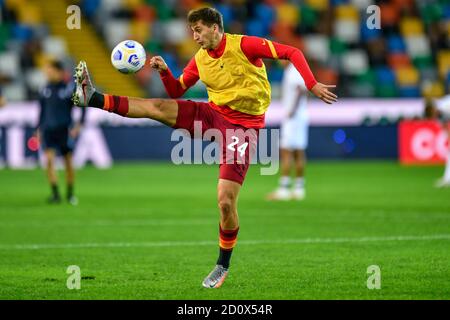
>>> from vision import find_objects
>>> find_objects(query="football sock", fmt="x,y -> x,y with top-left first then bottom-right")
444,154 -> 450,181
89,92 -> 129,116
51,184 -> 60,199
217,248 -> 233,269
217,224 -> 239,269
294,177 -> 305,189
279,176 -> 291,189
67,184 -> 74,199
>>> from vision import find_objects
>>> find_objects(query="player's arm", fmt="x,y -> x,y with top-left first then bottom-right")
288,85 -> 307,119
241,36 -> 337,104
35,96 -> 45,141
150,56 -> 199,99
71,104 -> 86,138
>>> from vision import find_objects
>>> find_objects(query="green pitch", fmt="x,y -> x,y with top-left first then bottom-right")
0,161 -> 449,299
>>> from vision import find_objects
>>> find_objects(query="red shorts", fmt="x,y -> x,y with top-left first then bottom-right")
173,100 -> 259,185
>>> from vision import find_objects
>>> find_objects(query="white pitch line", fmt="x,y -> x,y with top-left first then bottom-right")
0,234 -> 449,251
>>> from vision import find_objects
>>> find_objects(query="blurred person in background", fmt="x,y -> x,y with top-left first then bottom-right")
35,60 -> 86,204
0,90 -> 5,107
430,94 -> 450,188
267,61 -> 309,201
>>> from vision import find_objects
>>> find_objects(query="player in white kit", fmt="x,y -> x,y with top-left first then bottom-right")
267,62 -> 309,200
434,94 -> 450,188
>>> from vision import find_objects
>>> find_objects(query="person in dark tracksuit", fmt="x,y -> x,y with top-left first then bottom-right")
35,60 -> 86,204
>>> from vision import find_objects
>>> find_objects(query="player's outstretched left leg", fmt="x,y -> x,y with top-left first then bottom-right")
72,61 -> 178,126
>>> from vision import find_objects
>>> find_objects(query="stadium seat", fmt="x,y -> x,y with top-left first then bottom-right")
421,80 -> 444,98
437,50 -> 450,78
350,0 -> 372,10
398,86 -> 420,97
25,68 -> 46,93
0,24 -> 10,51
400,17 -> 424,36
130,20 -> 150,44
99,0 -> 124,15
420,2 -> 444,25
329,37 -> 347,55
376,84 -> 398,98
124,0 -> 144,10
16,3 -> 42,25
315,67 -> 338,85
299,4 -> 318,29
419,67 -> 439,83
276,3 -> 300,27
11,24 -> 33,41
163,19 -> 189,44
387,35 -> 406,53
334,20 -> 360,43
304,35 -> 330,63
380,3 -> 399,28
375,66 -> 396,84
216,3 -> 235,26
104,19 -> 130,48
1,82 -> 26,101
80,0 -> 101,19
341,50 -> 369,75
42,36 -> 68,58
134,4 -> 156,23
387,53 -> 411,69
0,52 -> 20,78
306,0 -> 329,11
413,55 -> 434,70
335,5 -> 359,21
349,80 -> 375,97
405,35 -> 431,58
246,19 -> 269,38
396,66 -> 419,86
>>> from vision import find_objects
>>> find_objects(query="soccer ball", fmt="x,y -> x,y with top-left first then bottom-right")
111,40 -> 146,74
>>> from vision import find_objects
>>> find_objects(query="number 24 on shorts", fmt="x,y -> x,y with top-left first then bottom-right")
227,136 -> 249,157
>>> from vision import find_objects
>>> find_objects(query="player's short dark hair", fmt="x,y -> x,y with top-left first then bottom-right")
187,7 -> 224,32
48,59 -> 65,72
424,97 -> 437,119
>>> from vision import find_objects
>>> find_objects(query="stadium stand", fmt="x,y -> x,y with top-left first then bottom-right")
0,0 -> 448,101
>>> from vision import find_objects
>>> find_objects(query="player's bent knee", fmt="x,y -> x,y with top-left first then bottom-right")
218,199 -> 233,215
218,192 -> 236,216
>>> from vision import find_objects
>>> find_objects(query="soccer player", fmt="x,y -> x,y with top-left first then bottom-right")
432,95 -> 450,187
0,92 -> 5,108
72,7 -> 337,288
36,60 -> 86,204
267,62 -> 309,201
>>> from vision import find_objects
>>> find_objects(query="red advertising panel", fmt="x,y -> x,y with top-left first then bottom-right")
399,120 -> 449,164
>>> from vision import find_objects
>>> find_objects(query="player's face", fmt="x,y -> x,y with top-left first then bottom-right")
191,21 -> 216,50
44,65 -> 62,82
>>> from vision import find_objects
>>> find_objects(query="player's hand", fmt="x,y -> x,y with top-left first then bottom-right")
149,56 -> 168,73
70,124 -> 81,139
311,83 -> 338,104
